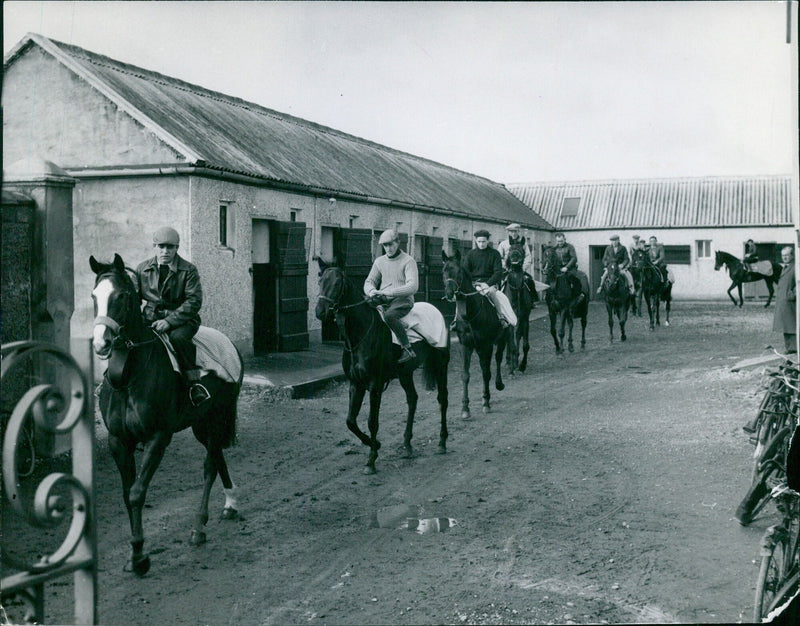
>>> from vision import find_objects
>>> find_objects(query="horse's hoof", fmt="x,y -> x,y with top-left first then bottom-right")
125,555 -> 151,576
519,364 -> 527,372
568,345 -> 574,353
401,445 -> 414,459
461,410 -> 470,420
189,529 -> 207,547
482,405 -> 490,414
362,465 -> 377,475
621,335 -> 627,342
436,445 -> 447,455
496,381 -> 505,391
664,322 -> 670,327
221,507 -> 239,521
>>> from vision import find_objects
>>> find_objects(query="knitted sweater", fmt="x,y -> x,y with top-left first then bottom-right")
464,247 -> 503,287
364,251 -> 418,300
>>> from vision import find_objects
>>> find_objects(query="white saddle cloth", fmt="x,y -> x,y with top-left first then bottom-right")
377,301 -> 449,348
748,261 -> 773,276
158,325 -> 242,383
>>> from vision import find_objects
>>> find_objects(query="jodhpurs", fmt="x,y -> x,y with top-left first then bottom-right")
382,298 -> 413,347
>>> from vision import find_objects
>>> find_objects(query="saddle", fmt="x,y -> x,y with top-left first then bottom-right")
157,326 -> 242,383
376,302 -> 449,348
746,260 -> 773,276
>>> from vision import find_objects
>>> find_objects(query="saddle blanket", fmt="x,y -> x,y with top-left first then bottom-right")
158,326 -> 242,384
377,301 -> 449,348
747,260 -> 773,276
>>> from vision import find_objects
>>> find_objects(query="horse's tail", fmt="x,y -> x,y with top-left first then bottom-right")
422,336 -> 450,391
220,346 -> 244,448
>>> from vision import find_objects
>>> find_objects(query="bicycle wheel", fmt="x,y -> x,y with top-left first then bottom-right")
755,530 -> 791,622
737,430 -> 792,526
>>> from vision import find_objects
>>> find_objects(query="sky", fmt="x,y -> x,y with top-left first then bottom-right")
3,1 -> 798,184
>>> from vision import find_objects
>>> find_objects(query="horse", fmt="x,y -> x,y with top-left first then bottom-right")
714,250 -> 780,307
442,250 -> 510,419
629,250 -> 646,316
314,258 -> 449,474
90,254 -> 242,576
600,261 -> 630,342
545,268 -> 588,354
640,258 -> 673,330
503,249 -> 534,374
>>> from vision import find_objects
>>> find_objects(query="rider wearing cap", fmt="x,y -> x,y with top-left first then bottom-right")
647,235 -> 670,283
364,229 -> 418,364
497,223 -> 532,275
597,234 -> 635,295
136,226 -> 210,405
547,232 -> 578,285
463,229 -> 517,328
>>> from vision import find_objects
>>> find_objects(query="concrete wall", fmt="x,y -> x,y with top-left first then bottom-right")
565,226 -> 794,299
2,46 -> 185,168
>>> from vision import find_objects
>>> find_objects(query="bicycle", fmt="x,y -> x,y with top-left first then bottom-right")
754,479 -> 800,621
737,355 -> 800,526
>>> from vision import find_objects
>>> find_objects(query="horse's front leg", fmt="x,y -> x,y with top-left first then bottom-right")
494,329 -> 507,391
478,346 -> 493,413
461,343 -> 473,419
765,279 -> 774,307
346,381 -> 371,448
655,296 -> 661,326
737,283 -> 744,308
607,305 -> 614,342
519,322 -> 530,372
619,304 -> 627,341
646,295 -> 655,330
558,313 -> 568,353
364,385 -> 383,474
566,314 -> 575,352
398,370 -> 418,459
580,313 -> 587,349
726,281 -> 738,306
108,434 -> 143,573
126,430 -> 172,575
549,312 -> 562,354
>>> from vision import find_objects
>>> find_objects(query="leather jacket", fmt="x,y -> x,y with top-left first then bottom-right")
136,255 -> 202,329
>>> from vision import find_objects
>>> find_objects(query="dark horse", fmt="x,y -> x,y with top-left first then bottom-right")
629,250 -> 646,316
714,250 -> 780,307
545,268 -> 589,354
442,250 -> 510,419
601,261 -> 630,342
503,249 -> 534,374
90,254 -> 242,575
639,258 -> 673,330
314,258 -> 449,474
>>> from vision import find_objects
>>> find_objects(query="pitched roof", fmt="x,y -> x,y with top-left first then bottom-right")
5,33 -> 552,230
507,176 -> 794,230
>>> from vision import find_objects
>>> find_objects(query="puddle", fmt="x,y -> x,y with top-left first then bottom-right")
371,504 -> 457,534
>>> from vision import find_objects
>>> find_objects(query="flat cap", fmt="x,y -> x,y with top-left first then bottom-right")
153,226 -> 180,246
506,223 -> 521,230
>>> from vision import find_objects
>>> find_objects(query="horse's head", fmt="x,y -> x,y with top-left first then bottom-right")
315,257 -> 348,320
442,249 -> 467,302
714,250 -> 723,271
89,254 -> 140,359
550,271 -> 578,307
507,248 -> 524,271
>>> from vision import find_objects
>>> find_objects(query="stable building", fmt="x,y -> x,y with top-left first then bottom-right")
3,33 -> 552,355
507,176 -> 795,300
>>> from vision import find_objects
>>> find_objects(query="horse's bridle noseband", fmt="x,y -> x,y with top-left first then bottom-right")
318,269 -> 367,313
443,277 -> 479,302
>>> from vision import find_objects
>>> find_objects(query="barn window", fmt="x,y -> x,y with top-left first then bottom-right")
696,240 -> 711,259
664,245 -> 691,265
218,203 -> 237,248
561,197 -> 580,217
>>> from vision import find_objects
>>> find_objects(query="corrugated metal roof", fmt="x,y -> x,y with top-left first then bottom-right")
8,34 -> 552,230
506,176 -> 793,229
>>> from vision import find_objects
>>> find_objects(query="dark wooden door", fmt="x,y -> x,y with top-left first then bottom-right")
272,221 -> 309,351
252,263 -> 277,353
589,245 -> 605,300
421,236 -> 451,323
321,227 -> 374,341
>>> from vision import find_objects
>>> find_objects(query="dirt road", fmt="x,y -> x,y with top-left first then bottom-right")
9,302 -> 780,624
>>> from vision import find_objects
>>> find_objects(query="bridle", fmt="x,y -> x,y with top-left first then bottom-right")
93,276 -> 157,354
318,268 -> 374,352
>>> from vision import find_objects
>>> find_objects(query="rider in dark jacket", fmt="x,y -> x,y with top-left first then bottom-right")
137,226 -> 210,405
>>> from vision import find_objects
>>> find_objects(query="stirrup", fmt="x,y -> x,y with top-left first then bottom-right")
189,382 -> 211,406
398,346 -> 416,364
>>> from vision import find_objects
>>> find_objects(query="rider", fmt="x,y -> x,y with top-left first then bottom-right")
743,239 -> 758,272
548,232 -> 578,284
647,235 -> 670,284
497,222 -> 537,305
597,235 -> 635,295
364,229 -> 418,364
137,226 -> 210,406
463,229 -> 517,329
629,235 -> 641,261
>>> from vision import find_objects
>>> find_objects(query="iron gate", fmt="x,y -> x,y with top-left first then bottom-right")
1,340 -> 97,624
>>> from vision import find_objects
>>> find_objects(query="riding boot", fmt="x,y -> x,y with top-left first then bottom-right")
186,368 -> 211,406
398,344 -> 416,364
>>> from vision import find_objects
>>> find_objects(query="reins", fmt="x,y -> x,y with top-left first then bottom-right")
319,270 -> 376,353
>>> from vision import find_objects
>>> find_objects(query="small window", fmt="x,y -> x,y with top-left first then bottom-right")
664,245 -> 691,265
219,203 -> 236,248
219,205 -> 228,246
290,211 -> 297,222
696,240 -> 711,259
561,197 -> 580,217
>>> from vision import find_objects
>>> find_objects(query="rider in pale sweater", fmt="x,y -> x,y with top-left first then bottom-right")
364,229 -> 419,363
